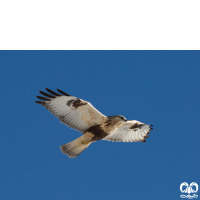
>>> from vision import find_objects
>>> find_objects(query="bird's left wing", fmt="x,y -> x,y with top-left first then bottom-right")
35,88 -> 106,133
103,120 -> 152,142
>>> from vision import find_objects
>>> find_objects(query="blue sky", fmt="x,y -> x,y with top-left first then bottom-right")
0,51 -> 199,200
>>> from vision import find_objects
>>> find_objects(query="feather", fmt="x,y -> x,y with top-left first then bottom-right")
57,89 -> 71,96
39,90 -> 56,98
45,88 -> 62,96
35,101 -> 45,105
36,96 -> 51,100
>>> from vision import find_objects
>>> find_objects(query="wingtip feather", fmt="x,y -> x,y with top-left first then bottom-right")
56,88 -> 71,96
35,101 -> 45,105
45,88 -> 62,96
39,90 -> 56,98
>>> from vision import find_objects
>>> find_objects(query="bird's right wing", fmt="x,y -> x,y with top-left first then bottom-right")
35,88 -> 106,133
103,120 -> 152,142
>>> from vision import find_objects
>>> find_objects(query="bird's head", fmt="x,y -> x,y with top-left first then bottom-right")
108,115 -> 127,122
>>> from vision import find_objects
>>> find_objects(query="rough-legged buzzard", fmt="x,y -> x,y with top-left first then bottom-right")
35,88 -> 153,158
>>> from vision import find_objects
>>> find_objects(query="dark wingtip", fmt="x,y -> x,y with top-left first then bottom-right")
142,139 -> 146,143
35,101 -> 45,105
36,96 -> 50,100
39,90 -> 56,98
45,88 -> 62,96
56,89 -> 71,96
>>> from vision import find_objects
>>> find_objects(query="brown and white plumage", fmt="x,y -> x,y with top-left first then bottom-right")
103,121 -> 151,142
35,88 -> 153,158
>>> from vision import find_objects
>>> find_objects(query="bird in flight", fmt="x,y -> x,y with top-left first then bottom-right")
35,88 -> 153,158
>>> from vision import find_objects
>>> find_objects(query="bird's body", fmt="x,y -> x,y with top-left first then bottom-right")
36,88 -> 153,158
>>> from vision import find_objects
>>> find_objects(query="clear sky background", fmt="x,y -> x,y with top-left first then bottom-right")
0,51 -> 199,200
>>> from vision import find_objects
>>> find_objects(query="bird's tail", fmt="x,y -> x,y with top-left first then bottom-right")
60,135 -> 91,158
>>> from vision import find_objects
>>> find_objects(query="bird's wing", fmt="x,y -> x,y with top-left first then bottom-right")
103,120 -> 152,142
35,88 -> 106,133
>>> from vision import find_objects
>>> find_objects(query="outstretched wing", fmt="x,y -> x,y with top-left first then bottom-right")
35,88 -> 106,133
103,120 -> 152,142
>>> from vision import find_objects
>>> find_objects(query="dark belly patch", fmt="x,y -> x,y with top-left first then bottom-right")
85,125 -> 109,141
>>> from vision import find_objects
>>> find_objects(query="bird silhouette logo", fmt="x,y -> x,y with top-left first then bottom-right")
180,182 -> 198,199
